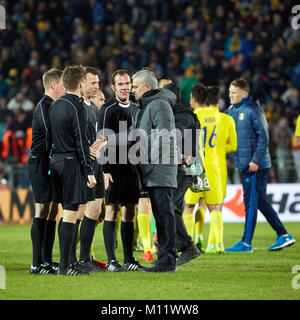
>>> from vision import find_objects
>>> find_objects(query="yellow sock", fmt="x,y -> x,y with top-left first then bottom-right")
90,242 -> 94,258
133,213 -> 139,246
115,209 -> 122,238
194,207 -> 206,239
207,224 -> 215,246
137,212 -> 151,252
182,211 -> 194,238
210,210 -> 223,244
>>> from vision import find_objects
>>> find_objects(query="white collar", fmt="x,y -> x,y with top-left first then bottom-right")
118,102 -> 130,108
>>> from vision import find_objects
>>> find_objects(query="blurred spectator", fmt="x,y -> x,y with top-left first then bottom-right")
273,117 -> 293,182
89,0 -> 106,26
0,97 -> 11,143
224,28 -> 242,60
6,68 -> 20,101
292,115 -> 300,182
0,0 -> 299,183
179,68 -> 198,105
7,92 -> 34,114
0,97 -> 11,125
0,74 -> 9,98
281,87 -> 300,110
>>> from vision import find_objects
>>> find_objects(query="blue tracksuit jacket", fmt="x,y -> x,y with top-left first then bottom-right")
227,95 -> 271,172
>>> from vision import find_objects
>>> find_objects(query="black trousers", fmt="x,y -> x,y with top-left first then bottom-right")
173,166 -> 194,252
147,187 -> 176,267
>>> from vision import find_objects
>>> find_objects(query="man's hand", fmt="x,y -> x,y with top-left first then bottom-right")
184,155 -> 193,167
91,136 -> 108,151
104,173 -> 113,190
248,162 -> 259,172
90,146 -> 100,160
87,174 -> 97,188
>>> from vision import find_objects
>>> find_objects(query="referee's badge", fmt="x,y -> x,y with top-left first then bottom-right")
239,113 -> 244,120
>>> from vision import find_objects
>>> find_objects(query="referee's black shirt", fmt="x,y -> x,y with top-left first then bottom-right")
97,98 -> 138,172
31,95 -> 53,157
49,93 -> 94,175
82,100 -> 97,146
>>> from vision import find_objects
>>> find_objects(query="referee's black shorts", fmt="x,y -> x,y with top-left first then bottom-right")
86,160 -> 105,202
105,164 -> 139,206
27,154 -> 52,203
50,152 -> 87,207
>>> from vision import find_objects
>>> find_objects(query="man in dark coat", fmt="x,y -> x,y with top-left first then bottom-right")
158,77 -> 201,266
131,69 -> 178,272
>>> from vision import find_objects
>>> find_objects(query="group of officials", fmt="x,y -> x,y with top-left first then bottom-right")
28,66 -> 295,276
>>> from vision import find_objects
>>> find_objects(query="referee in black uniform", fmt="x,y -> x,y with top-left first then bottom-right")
69,67 -> 106,272
28,68 -> 65,274
98,69 -> 143,272
49,65 -> 96,276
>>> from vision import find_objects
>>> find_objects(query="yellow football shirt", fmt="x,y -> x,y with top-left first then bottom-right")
217,112 -> 237,159
296,115 -> 300,137
217,111 -> 237,199
185,109 -> 237,204
193,107 -> 223,204
194,107 -> 218,167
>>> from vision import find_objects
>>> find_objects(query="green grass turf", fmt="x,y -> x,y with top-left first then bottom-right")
0,222 -> 299,300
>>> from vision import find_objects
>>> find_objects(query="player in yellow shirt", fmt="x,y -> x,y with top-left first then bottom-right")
295,115 -> 300,146
184,86 -> 237,253
182,85 -> 225,253
292,115 -> 300,182
217,109 -> 238,198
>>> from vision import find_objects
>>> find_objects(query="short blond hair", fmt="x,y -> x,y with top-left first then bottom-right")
42,68 -> 63,90
230,78 -> 250,93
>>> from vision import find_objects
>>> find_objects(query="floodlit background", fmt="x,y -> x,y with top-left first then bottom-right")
0,0 -> 300,223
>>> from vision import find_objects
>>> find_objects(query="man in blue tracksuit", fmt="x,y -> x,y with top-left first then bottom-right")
226,78 -> 295,252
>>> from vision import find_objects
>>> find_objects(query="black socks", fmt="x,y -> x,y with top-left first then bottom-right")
69,218 -> 81,265
31,217 -> 47,267
42,220 -> 56,264
103,220 -> 117,262
103,220 -> 135,264
121,221 -> 134,264
58,221 -> 75,269
79,215 -> 97,262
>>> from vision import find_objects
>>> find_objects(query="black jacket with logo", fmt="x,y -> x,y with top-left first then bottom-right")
97,97 -> 138,173
49,93 -> 94,175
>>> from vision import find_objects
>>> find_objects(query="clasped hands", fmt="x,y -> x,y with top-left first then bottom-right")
90,135 -> 107,160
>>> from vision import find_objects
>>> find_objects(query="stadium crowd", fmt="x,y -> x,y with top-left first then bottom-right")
0,0 -> 300,183
0,0 -> 298,275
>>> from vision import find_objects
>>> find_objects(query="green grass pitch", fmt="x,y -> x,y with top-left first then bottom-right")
0,222 -> 299,300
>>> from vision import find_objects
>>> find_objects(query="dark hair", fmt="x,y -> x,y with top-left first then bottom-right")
62,65 -> 85,91
157,74 -> 172,82
230,78 -> 250,93
191,83 -> 208,105
42,68 -> 63,89
111,69 -> 131,85
85,66 -> 100,77
206,86 -> 221,106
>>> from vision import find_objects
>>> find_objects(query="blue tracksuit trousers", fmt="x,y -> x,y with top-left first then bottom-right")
241,168 -> 287,245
